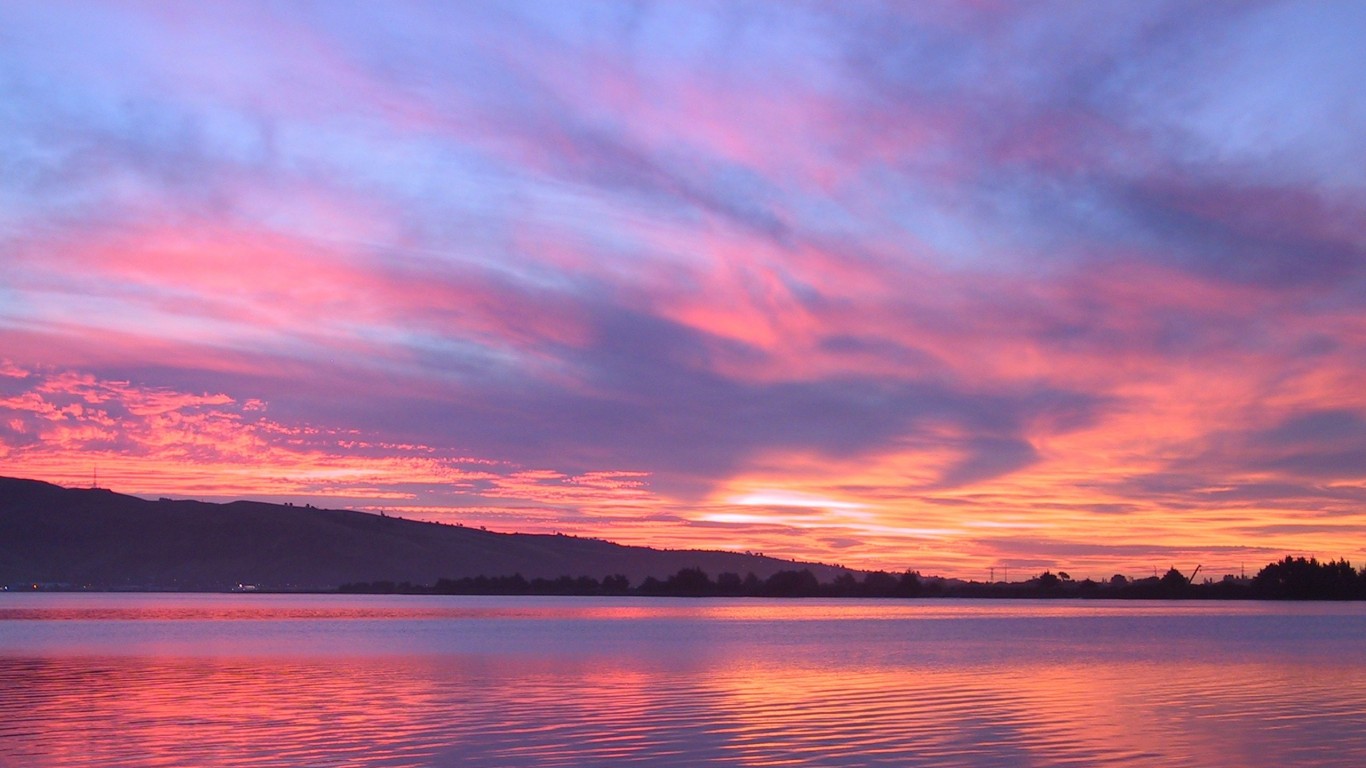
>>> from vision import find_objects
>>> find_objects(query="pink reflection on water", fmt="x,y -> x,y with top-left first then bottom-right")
2,596 -> 1366,767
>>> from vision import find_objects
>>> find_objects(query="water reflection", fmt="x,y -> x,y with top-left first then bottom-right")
3,595 -> 1366,767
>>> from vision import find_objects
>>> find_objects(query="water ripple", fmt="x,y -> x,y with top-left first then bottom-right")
4,596 -> 1366,767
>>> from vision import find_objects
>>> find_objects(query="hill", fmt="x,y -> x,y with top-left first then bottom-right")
0,477 -> 851,591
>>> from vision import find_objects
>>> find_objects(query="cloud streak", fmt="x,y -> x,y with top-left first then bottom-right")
2,1 -> 1365,576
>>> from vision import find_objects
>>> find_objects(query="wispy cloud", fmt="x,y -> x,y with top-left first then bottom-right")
2,1 -> 1364,576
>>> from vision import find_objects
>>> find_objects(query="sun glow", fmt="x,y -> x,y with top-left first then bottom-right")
3,2 -> 1365,579
728,491 -> 868,512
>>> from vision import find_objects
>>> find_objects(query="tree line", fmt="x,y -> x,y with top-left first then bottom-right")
987,556 -> 1366,600
337,556 -> 1366,600
339,567 -> 924,598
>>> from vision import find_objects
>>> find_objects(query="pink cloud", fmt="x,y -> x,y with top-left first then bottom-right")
0,363 -> 676,528
5,3 -> 1366,580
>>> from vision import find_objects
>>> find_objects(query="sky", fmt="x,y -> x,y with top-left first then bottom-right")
2,1 -> 1365,580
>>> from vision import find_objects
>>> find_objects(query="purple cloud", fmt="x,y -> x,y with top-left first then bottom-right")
2,1 -> 1365,576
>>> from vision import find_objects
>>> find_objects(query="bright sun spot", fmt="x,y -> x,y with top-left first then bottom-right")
728,491 -> 867,511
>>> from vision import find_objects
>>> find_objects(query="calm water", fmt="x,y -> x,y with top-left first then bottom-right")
2,595 -> 1365,767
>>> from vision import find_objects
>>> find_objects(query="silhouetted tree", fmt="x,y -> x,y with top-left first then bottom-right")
764,569 -> 820,597
715,572 -> 744,595
862,571 -> 900,597
665,567 -> 714,596
827,572 -> 860,597
1160,568 -> 1189,593
742,572 -> 763,596
1253,556 -> 1362,600
896,570 -> 923,597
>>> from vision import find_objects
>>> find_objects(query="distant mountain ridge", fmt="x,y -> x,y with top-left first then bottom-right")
0,477 -> 852,591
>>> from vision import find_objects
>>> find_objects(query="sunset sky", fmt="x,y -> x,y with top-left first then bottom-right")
3,1 -> 1364,579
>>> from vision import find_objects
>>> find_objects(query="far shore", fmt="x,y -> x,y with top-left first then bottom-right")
8,555 -> 1362,601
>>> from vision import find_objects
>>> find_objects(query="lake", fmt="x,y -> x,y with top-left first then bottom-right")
2,594 -> 1365,767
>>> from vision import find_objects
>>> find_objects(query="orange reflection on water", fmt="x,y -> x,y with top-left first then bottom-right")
6,597 -> 1366,767
697,653 -> 1366,768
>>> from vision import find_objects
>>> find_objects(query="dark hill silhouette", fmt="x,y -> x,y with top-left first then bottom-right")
0,477 -> 851,591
